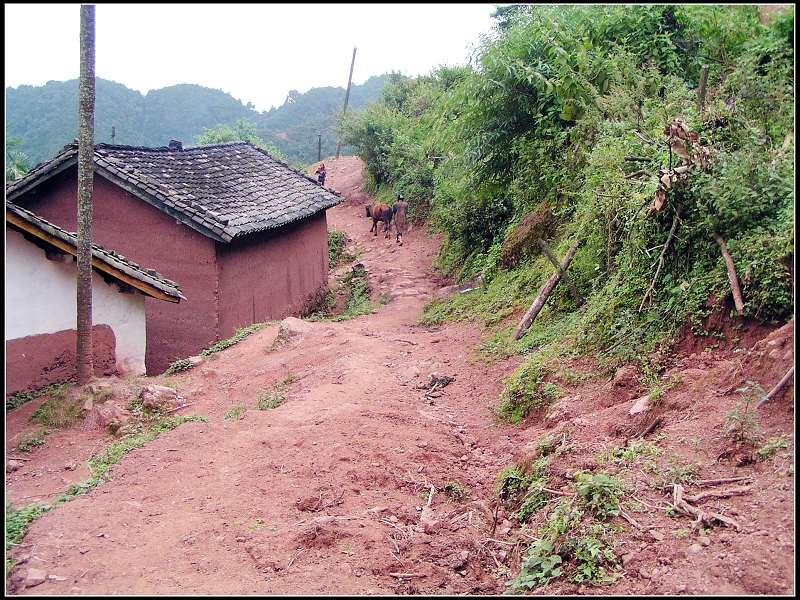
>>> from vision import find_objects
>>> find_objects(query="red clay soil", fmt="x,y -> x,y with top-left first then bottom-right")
5,156 -> 795,595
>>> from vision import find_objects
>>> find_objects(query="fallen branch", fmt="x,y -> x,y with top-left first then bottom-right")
757,366 -> 794,408
514,237 -> 583,340
624,169 -> 647,179
671,484 -> 740,529
625,156 -> 651,162
634,130 -> 660,146
543,487 -> 573,497
619,509 -> 643,530
7,456 -> 32,461
683,486 -> 752,503
164,402 -> 193,414
537,239 -> 583,305
712,232 -> 745,314
633,417 -> 663,440
389,572 -> 426,579
694,476 -> 753,487
639,210 -> 680,312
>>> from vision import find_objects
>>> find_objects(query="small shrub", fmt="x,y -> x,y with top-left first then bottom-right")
725,386 -> 762,446
756,436 -> 789,460
574,472 -> 627,519
443,480 -> 469,500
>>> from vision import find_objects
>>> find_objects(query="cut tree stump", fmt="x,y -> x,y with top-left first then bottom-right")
513,237 -> 582,341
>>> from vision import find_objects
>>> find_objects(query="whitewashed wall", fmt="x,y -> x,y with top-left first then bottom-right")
5,227 -> 147,375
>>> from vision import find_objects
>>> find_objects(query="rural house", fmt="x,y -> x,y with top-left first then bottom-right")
6,203 -> 185,394
6,140 -> 340,373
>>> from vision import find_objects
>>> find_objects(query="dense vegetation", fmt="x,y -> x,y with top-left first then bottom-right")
5,74 -> 387,168
341,5 -> 794,422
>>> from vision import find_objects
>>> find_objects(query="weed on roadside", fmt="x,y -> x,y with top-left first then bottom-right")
6,382 -> 70,412
224,405 -> 247,421
443,481 -> 469,501
14,428 -> 47,453
202,322 -> 269,356
756,436 -> 789,460
164,358 -> 194,376
30,384 -> 82,429
255,373 -> 299,410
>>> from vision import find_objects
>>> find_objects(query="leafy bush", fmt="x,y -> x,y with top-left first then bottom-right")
574,472 -> 627,518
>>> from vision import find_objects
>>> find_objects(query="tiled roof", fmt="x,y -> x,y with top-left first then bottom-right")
6,202 -> 185,302
6,141 -> 341,243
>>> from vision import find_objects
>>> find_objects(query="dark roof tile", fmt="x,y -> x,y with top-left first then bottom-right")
6,141 -> 341,243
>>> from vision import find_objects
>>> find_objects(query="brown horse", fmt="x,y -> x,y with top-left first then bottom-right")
367,202 -> 393,238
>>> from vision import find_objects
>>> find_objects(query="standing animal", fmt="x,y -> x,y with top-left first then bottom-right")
367,202 -> 393,238
392,195 -> 409,246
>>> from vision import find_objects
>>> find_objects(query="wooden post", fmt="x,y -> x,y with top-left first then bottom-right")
318,133 -> 322,162
697,65 -> 709,114
76,4 -> 96,384
335,47 -> 357,160
712,232 -> 745,315
111,125 -> 115,144
537,239 -> 582,305
513,237 -> 582,340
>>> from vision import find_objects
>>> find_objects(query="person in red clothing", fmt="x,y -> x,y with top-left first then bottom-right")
315,163 -> 327,186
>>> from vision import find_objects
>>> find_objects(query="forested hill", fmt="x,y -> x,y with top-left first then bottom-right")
5,74 -> 388,166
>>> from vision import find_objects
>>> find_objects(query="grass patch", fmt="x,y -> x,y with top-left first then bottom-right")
328,229 -> 353,267
30,384 -> 82,429
308,264 -> 373,322
496,358 -> 562,424
202,323 -> 268,356
224,405 -> 247,421
6,382 -> 70,412
597,438 -> 662,464
14,428 -> 47,453
164,358 -> 194,376
255,373 -> 299,410
5,414 -> 207,557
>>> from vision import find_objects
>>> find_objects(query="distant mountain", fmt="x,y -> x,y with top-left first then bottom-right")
5,75 -> 388,167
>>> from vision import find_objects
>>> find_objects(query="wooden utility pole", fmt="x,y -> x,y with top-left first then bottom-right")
335,46 -> 357,160
318,133 -> 322,162
111,125 -> 115,144
76,4 -> 96,384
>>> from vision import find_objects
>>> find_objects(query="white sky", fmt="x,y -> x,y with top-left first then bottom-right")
5,3 -> 499,111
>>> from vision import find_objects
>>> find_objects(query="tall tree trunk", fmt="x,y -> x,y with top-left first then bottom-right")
76,4 -> 96,384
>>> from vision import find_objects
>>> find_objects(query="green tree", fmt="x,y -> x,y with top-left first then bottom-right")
194,119 -> 287,161
5,137 -> 31,181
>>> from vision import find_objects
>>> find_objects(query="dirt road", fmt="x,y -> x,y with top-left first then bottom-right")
6,157 -> 794,595
6,157 -> 524,594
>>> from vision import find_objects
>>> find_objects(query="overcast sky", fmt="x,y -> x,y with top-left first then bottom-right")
5,3 -> 499,111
